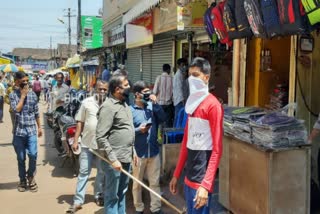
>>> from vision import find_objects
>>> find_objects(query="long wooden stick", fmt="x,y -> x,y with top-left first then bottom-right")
89,149 -> 185,214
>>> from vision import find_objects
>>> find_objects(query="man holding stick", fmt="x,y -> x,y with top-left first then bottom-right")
96,74 -> 134,214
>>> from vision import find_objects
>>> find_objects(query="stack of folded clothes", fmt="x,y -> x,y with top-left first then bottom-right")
223,106 -> 265,143
250,112 -> 307,149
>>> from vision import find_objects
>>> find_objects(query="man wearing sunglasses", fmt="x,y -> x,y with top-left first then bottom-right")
67,80 -> 108,213
9,71 -> 42,193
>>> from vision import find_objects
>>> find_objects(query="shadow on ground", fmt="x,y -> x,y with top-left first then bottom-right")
0,181 -> 19,190
56,194 -> 96,205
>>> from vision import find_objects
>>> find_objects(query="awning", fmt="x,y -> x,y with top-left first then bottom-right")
122,0 -> 162,26
103,16 -> 123,32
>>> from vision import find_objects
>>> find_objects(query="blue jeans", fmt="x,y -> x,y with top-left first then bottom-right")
0,96 -> 4,121
184,184 -> 212,214
73,147 -> 105,205
102,161 -> 131,214
174,102 -> 184,126
12,135 -> 38,182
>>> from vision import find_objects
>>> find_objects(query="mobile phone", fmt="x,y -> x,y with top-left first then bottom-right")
145,122 -> 152,127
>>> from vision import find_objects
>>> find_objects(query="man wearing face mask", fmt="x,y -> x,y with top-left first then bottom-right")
96,74 -> 134,214
51,72 -> 69,111
66,80 -> 108,213
173,58 -> 188,125
169,57 -> 223,214
9,71 -> 43,192
130,81 -> 167,214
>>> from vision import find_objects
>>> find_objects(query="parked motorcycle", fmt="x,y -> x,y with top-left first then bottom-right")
54,89 -> 86,175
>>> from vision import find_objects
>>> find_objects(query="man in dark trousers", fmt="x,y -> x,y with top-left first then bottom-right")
10,71 -> 42,192
96,74 -> 134,214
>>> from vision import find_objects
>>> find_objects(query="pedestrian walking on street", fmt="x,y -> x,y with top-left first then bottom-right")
153,64 -> 174,128
9,71 -> 43,192
51,72 -> 69,111
96,74 -> 135,214
66,80 -> 108,214
32,76 -> 42,102
130,81 -> 167,214
0,74 -> 6,123
169,57 -> 223,214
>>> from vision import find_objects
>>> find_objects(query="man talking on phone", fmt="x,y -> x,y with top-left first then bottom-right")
130,81 -> 167,214
10,71 -> 42,193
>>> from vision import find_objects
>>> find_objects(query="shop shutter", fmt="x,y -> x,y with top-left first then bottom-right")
126,48 -> 141,84
142,46 -> 152,84
151,38 -> 173,84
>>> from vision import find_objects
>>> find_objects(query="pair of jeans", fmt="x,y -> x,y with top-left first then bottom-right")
174,102 -> 184,126
73,147 -> 105,205
132,154 -> 161,212
184,184 -> 212,214
12,135 -> 38,182
0,96 -> 3,122
102,161 -> 131,214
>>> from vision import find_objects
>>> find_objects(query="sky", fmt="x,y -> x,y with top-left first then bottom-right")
0,0 -> 102,53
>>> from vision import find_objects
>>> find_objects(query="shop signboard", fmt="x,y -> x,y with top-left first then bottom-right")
21,64 -> 32,70
32,63 -> 48,71
81,16 -> 103,49
157,1 -> 177,33
108,25 -> 125,47
126,12 -> 153,49
177,0 -> 207,30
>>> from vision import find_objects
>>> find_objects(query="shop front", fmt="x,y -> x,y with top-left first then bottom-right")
205,0 -> 316,212
106,23 -> 126,71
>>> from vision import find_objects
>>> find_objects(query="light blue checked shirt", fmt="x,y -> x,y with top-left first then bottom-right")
10,89 -> 39,137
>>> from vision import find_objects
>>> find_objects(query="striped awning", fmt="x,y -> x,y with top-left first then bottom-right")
122,0 -> 162,26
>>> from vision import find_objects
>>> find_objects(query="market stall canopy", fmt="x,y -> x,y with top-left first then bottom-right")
66,54 -> 80,68
0,64 -> 19,73
39,70 -> 46,74
43,69 -> 69,79
82,59 -> 99,66
0,56 -> 13,65
18,66 -> 24,72
122,0 -> 161,26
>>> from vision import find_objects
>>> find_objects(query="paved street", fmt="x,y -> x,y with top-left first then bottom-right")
0,101 -> 187,214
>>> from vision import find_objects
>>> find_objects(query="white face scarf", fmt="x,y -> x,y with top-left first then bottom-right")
185,75 -> 209,115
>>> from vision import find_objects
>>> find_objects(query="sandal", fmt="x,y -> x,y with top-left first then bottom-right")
95,197 -> 104,207
17,181 -> 27,192
28,177 -> 38,192
66,204 -> 82,214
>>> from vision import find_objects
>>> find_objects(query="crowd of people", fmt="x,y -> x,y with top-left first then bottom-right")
1,57 -> 225,214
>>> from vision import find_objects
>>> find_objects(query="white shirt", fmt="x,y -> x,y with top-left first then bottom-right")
0,82 -> 5,97
51,83 -> 69,110
75,96 -> 99,149
173,69 -> 185,106
40,79 -> 49,89
153,73 -> 173,105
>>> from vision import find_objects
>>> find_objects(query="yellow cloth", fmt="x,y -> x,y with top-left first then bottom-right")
5,86 -> 14,112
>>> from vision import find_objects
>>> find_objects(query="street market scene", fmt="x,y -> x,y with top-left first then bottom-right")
1,0 -> 320,214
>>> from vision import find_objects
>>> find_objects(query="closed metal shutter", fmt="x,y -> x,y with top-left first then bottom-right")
126,48 -> 141,84
151,38 -> 173,83
142,46 -> 152,84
